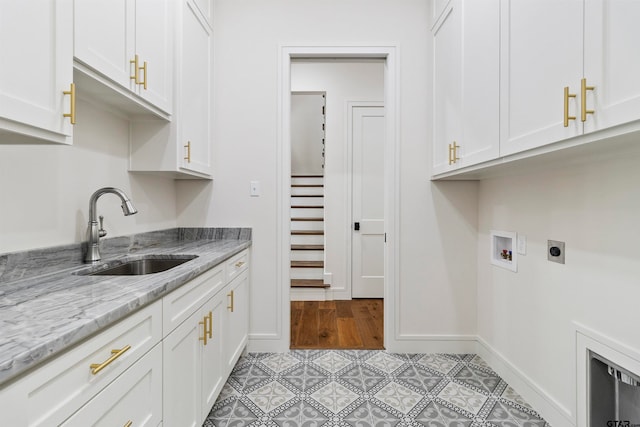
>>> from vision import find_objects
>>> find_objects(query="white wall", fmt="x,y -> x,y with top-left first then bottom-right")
0,99 -> 177,254
291,92 -> 324,175
477,146 -> 640,426
177,0 -> 479,352
291,60 -> 383,299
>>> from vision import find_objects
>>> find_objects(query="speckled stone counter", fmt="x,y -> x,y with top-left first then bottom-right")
0,228 -> 251,387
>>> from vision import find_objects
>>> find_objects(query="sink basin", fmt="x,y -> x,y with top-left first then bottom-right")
78,255 -> 198,276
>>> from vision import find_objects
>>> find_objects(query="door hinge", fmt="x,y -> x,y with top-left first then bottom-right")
384,233 -> 387,243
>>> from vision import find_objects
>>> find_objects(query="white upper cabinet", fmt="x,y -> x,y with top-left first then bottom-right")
74,0 -> 172,116
583,0 -> 640,134
0,0 -> 74,144
432,0 -> 499,175
499,0 -> 584,157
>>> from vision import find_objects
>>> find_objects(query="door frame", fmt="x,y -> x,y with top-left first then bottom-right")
277,46 -> 399,351
347,101 -> 385,299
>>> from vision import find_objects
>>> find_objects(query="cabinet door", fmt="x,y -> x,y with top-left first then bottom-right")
584,0 -> 640,134
179,0 -> 212,175
432,1 -> 462,174
163,310 -> 203,427
0,0 -> 73,144
74,0 -> 135,91
499,0 -> 583,156
60,345 -> 162,427
201,293 -> 225,420
459,0 -> 499,168
224,271 -> 249,374
135,0 -> 172,113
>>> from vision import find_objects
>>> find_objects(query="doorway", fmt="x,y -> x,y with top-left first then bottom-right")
278,46 -> 398,353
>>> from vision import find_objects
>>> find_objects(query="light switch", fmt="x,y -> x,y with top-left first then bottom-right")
517,235 -> 527,255
250,181 -> 260,197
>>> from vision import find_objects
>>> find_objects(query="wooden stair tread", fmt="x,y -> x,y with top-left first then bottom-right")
291,244 -> 324,250
291,279 -> 329,288
291,260 -> 324,268
291,174 -> 323,178
291,230 -> 324,235
291,205 -> 324,209
291,184 -> 324,187
291,217 -> 323,221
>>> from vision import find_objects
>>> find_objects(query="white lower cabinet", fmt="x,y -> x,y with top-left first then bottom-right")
61,344 -> 162,426
0,249 -> 250,427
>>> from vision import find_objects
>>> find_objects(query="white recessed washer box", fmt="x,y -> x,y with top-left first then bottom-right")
490,230 -> 517,272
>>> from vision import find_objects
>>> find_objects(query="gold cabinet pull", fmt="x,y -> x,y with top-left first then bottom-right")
448,141 -> 460,165
184,141 -> 191,163
130,55 -> 140,84
140,60 -> 148,90
207,311 -> 213,339
199,317 -> 208,345
563,86 -> 577,127
581,78 -> 595,122
227,290 -> 234,312
63,83 -> 76,125
90,345 -> 131,375
124,422 -> 133,427
235,261 -> 245,268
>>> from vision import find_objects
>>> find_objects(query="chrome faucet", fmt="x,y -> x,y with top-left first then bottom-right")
85,187 -> 138,263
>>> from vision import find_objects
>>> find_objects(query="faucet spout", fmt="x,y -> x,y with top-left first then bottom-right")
85,187 -> 138,263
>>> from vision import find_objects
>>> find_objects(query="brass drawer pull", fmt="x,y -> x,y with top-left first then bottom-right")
563,86 -> 576,127
235,261 -> 245,268
199,317 -> 208,345
130,55 -> 140,84
581,77 -> 595,122
227,290 -> 234,312
90,345 -> 131,375
184,141 -> 191,162
207,311 -> 213,339
63,82 -> 76,125
124,421 -> 133,427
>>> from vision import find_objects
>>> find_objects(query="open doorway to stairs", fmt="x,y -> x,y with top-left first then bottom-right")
287,57 -> 386,350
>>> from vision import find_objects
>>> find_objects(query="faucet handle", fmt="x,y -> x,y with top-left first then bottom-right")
98,215 -> 107,237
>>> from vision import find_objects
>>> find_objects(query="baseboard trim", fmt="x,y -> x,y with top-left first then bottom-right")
475,337 -> 575,427
290,288 -> 326,301
386,334 -> 477,353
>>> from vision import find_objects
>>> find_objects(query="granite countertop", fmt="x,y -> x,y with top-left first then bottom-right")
0,228 -> 251,387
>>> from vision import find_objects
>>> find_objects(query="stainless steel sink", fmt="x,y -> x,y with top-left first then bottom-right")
77,255 -> 198,276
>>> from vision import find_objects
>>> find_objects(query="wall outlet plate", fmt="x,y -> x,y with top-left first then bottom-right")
547,240 -> 565,264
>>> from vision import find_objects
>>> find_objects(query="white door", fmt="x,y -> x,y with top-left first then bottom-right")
352,106 -> 385,299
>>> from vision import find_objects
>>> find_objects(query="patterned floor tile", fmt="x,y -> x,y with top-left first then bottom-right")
204,351 -> 550,427
311,380 -> 360,413
373,381 -> 424,414
437,382 -> 488,415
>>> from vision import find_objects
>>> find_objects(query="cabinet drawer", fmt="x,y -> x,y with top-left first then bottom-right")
0,300 -> 162,427
226,249 -> 249,283
61,343 -> 162,426
163,264 -> 225,335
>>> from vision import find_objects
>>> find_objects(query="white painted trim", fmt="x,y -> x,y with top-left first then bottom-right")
290,288 -> 327,301
346,100 -> 384,301
476,337 -> 575,427
279,45 -> 399,352
574,322 -> 640,427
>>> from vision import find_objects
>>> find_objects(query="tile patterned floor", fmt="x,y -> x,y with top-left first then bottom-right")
204,350 -> 550,427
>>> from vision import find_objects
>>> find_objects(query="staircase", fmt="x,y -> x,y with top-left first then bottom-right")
290,175 -> 328,289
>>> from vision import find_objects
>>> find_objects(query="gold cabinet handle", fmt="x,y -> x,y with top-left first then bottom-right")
227,290 -> 234,312
140,60 -> 148,90
199,316 -> 208,345
63,83 -> 76,125
235,261 -> 245,268
90,345 -> 131,375
581,78 -> 595,122
130,55 -> 140,84
124,422 -> 132,427
184,141 -> 191,163
207,311 -> 213,339
448,141 -> 460,165
563,86 -> 577,127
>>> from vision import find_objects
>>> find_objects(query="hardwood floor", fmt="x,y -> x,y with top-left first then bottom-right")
290,299 -> 383,350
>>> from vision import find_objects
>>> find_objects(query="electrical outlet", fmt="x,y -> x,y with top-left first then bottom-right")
547,240 -> 565,264
517,235 -> 527,255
